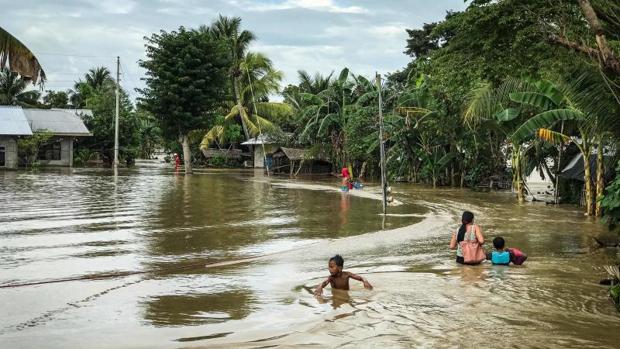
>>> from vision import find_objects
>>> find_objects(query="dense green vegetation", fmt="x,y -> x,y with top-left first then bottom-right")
3,0 -> 620,222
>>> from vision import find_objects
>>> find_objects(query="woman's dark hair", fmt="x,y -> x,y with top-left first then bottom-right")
457,211 -> 475,242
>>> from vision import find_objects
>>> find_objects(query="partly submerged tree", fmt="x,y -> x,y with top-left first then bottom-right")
139,26 -> 231,174
0,26 -> 46,84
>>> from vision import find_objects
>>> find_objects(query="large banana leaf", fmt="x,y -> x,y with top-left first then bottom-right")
437,152 -> 458,170
337,67 -> 349,85
317,113 -> 340,136
510,92 -> 555,110
536,128 -> 570,145
510,109 -> 584,143
356,91 -> 378,106
495,108 -> 520,122
534,80 -> 564,106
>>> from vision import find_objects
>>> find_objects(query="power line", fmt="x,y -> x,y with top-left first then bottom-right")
37,52 -> 116,59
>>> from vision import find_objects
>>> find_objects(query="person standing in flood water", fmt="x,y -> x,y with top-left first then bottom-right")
449,211 -> 485,264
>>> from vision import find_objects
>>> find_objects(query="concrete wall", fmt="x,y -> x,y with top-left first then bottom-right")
37,137 -> 73,167
0,136 -> 19,169
253,144 -> 278,168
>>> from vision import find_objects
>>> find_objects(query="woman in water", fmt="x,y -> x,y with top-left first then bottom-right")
449,211 -> 485,264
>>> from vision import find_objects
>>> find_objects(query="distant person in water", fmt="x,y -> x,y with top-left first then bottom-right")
314,255 -> 373,295
449,211 -> 485,264
174,153 -> 181,170
341,167 -> 353,190
487,237 -> 511,265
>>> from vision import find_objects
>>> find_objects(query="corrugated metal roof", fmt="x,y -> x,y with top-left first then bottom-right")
0,106 -> 33,136
22,108 -> 91,136
241,134 -> 277,145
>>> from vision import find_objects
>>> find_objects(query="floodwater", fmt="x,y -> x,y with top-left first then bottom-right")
1,166 -> 619,348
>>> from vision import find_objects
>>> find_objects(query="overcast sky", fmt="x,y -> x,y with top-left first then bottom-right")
3,0 -> 467,99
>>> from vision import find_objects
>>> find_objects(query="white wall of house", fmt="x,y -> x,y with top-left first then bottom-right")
253,144 -> 278,168
0,136 -> 19,169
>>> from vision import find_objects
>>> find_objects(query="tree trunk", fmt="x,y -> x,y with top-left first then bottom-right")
359,161 -> 367,179
583,151 -> 593,215
550,1 -> 620,75
578,0 -> 615,62
180,134 -> 192,175
233,77 -> 250,140
595,141 -> 605,217
451,164 -> 455,187
513,147 -> 524,202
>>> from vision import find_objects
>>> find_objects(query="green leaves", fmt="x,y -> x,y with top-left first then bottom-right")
140,26 -> 231,138
495,108 -> 520,122
509,92 -> 555,110
510,109 -> 584,143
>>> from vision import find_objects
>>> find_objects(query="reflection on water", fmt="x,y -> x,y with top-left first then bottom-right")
143,290 -> 255,327
0,168 -> 619,348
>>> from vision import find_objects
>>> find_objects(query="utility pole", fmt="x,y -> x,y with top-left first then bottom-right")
376,73 -> 387,214
113,56 -> 120,170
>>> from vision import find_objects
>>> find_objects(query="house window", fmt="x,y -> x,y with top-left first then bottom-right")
0,146 -> 5,167
39,141 -> 61,161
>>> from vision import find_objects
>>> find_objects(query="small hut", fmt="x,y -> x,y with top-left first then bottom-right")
241,134 -> 281,168
271,147 -> 331,176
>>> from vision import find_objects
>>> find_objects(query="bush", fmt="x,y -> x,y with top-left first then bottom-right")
600,160 -> 620,230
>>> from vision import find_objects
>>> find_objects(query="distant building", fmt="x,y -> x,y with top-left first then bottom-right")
241,134 -> 282,168
271,147 -> 332,176
0,106 -> 91,169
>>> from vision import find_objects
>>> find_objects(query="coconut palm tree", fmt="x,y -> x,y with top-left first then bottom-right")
200,16 -> 256,140
70,67 -> 114,108
0,26 -> 45,84
0,67 -> 41,106
200,52 -> 292,148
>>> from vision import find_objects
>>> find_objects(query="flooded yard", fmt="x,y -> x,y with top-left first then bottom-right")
1,167 -> 619,348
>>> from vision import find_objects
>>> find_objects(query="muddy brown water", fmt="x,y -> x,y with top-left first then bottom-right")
1,167 -> 619,348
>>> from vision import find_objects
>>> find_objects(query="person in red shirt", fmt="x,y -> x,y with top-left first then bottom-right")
341,167 -> 353,190
174,153 -> 181,170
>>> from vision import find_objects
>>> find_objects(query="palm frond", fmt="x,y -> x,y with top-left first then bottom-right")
0,26 -> 46,84
200,125 -> 225,149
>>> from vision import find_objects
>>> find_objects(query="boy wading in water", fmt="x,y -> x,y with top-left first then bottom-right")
314,255 -> 373,296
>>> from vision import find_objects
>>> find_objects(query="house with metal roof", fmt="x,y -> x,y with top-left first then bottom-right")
239,133 -> 294,168
0,106 -> 91,168
0,106 -> 32,168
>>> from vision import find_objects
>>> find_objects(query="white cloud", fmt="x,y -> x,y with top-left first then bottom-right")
230,0 -> 368,14
87,0 -> 137,14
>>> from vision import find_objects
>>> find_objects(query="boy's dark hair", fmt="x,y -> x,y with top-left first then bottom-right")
329,254 -> 344,267
493,237 -> 505,249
